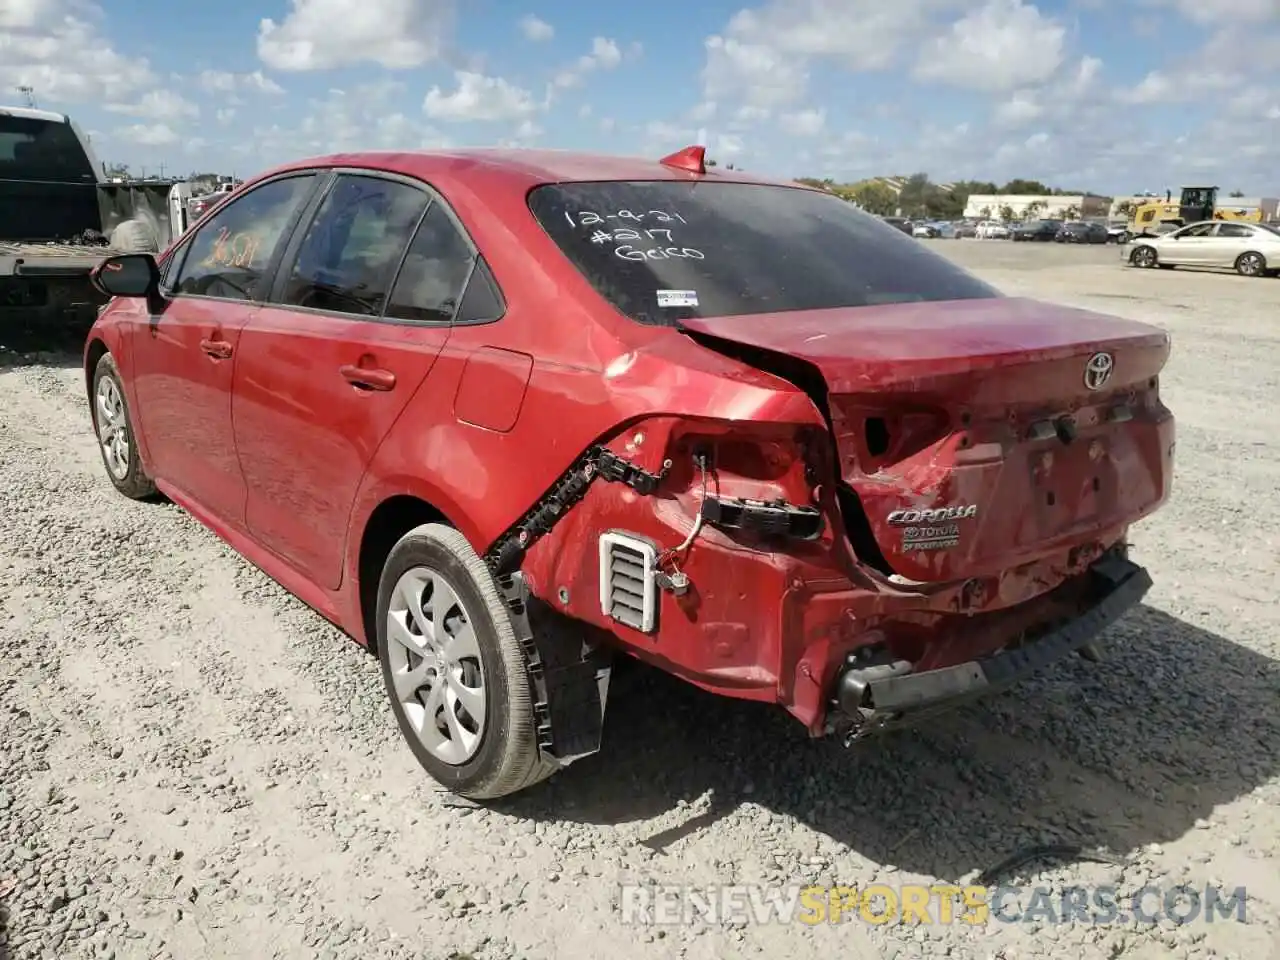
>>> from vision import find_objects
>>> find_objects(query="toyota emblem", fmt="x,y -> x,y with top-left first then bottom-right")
1083,352 -> 1114,390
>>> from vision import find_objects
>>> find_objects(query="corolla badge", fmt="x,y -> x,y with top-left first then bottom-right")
886,504 -> 977,553
886,505 -> 977,524
1083,351 -> 1114,391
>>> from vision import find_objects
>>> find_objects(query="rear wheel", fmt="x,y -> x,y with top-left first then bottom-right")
375,523 -> 557,799
1235,251 -> 1266,277
90,353 -> 157,500
1130,245 -> 1157,268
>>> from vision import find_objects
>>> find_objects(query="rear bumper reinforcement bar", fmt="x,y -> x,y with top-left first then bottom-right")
837,553 -> 1152,742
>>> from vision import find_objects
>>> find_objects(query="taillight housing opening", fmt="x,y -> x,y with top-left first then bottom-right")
833,403 -> 953,477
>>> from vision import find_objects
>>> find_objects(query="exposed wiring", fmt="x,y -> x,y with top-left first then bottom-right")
659,454 -> 708,570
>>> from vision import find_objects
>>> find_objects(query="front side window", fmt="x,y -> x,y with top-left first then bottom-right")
279,174 -> 430,316
172,174 -> 317,302
1176,222 -> 1215,238
527,180 -> 1001,326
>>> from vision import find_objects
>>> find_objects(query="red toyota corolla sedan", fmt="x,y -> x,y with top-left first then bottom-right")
84,145 -> 1175,799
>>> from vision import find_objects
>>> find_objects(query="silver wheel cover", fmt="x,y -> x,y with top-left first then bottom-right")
386,566 -> 487,765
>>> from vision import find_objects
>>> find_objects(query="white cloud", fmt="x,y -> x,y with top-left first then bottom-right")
700,0 -> 961,108
0,0 -> 156,103
1147,0 -> 1279,23
116,123 -> 180,147
199,70 -> 285,96
423,71 -> 538,121
239,83 -> 451,165
501,118 -> 544,146
779,107 -> 825,136
1117,67 -> 1241,104
258,0 -> 454,70
519,14 -> 553,41
702,34 -> 809,108
912,0 -> 1066,92
0,0 -> 50,29
105,90 -> 200,123
993,90 -> 1043,126
686,101 -> 717,122
551,36 -> 626,89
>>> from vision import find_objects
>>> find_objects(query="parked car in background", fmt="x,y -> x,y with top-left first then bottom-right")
976,220 -> 1010,239
1106,220 -> 1129,244
1013,218 -> 1063,242
881,216 -> 913,234
1125,219 -> 1280,277
80,143 -> 1176,799
186,181 -> 241,224
1056,220 -> 1109,244
912,221 -> 955,239
952,221 -> 978,239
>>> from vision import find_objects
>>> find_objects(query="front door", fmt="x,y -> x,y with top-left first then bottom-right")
1162,221 -> 1215,265
232,173 -> 479,589
129,172 -> 321,525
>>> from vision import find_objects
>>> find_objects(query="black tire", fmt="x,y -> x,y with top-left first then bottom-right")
1235,251 -> 1267,277
1129,245 -> 1157,268
90,352 -> 157,499
375,522 -> 557,799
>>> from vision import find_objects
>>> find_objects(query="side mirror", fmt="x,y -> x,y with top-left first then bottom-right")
90,253 -> 160,299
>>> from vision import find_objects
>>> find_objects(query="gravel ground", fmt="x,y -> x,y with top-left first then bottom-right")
2,241 -> 1279,960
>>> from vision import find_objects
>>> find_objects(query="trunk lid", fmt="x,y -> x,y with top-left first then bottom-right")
680,296 -> 1175,583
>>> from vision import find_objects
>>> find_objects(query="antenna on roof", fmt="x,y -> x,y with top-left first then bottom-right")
659,144 -> 706,175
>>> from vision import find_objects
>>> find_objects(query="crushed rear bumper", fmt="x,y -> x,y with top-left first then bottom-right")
835,552 -> 1151,741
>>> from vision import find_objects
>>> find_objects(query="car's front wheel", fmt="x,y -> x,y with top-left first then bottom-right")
90,352 -> 157,500
375,522 -> 558,799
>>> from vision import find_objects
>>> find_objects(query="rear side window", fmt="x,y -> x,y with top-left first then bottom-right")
384,202 -> 476,324
280,174 -> 430,316
527,181 -> 1000,326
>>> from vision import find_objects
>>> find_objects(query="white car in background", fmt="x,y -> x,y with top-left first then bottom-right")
976,220 -> 1010,239
1125,220 -> 1280,277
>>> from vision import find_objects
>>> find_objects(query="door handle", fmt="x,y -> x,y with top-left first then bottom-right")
200,338 -> 233,360
339,364 -> 396,391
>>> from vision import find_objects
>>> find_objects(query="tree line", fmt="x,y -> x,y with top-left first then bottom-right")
794,173 -> 1087,219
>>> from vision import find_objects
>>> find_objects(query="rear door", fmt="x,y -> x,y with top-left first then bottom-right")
1210,222 -> 1255,268
230,170 -> 481,589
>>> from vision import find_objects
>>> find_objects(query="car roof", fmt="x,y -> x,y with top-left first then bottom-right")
253,146 -> 807,193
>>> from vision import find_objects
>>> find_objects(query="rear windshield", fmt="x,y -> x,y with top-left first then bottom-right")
0,114 -> 96,183
526,181 -> 1001,325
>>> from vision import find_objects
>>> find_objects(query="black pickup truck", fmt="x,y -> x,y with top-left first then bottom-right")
1,105 -> 192,332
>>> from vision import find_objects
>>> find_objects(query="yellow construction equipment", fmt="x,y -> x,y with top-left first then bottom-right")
1127,186 -> 1263,237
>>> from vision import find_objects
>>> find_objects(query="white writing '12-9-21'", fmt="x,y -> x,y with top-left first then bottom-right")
563,209 -> 688,227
